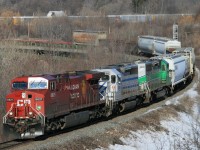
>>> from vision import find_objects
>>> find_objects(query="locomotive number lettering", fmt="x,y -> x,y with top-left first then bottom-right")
17,99 -> 31,107
70,93 -> 79,99
66,84 -> 79,90
51,92 -> 56,98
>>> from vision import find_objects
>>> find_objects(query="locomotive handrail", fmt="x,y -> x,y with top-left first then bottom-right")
88,83 -> 98,104
3,103 -> 14,124
29,105 -> 45,125
105,92 -> 115,111
99,92 -> 104,100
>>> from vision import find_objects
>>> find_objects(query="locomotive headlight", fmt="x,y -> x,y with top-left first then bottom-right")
112,85 -> 116,90
7,98 -> 14,101
9,112 -> 13,116
29,112 -> 33,116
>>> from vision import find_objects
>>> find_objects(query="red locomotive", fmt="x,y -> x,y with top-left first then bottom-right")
3,71 -> 105,138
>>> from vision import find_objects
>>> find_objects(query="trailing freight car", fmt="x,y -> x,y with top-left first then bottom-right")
138,35 -> 181,56
163,55 -> 187,86
172,47 -> 195,78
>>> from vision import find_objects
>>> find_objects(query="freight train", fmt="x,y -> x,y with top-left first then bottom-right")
3,47 -> 195,139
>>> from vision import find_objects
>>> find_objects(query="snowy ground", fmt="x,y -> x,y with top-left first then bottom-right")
100,69 -> 200,150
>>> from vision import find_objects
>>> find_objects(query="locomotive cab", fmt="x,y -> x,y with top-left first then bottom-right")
94,63 -> 141,102
96,69 -> 120,100
3,76 -> 49,138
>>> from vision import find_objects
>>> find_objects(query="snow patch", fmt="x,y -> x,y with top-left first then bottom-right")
186,88 -> 198,98
107,112 -> 199,150
143,107 -> 161,114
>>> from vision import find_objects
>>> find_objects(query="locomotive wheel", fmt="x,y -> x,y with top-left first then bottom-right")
165,87 -> 173,97
119,103 -> 125,113
149,92 -> 156,103
138,52 -> 143,56
136,97 -> 144,106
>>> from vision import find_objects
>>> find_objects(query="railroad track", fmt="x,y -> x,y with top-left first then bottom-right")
0,140 -> 28,150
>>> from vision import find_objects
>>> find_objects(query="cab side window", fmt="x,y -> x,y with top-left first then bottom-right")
146,64 -> 152,72
162,65 -> 166,71
50,82 -> 56,91
111,75 -> 116,83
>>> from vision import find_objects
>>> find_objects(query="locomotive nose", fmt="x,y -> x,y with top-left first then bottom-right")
6,92 -> 37,119
14,92 -> 33,118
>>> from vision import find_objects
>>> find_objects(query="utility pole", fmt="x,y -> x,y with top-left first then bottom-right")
173,23 -> 178,40
28,22 -> 30,38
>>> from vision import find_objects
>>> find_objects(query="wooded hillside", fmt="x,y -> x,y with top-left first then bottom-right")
0,0 -> 200,16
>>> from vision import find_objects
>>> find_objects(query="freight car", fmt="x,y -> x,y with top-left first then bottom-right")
172,47 -> 195,78
137,35 -> 181,56
3,48 -> 195,139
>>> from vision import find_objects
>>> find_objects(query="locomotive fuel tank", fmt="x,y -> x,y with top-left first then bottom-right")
138,35 -> 181,55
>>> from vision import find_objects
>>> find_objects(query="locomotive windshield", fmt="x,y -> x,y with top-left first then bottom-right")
28,77 -> 48,89
29,80 -> 48,89
12,82 -> 27,90
101,75 -> 109,81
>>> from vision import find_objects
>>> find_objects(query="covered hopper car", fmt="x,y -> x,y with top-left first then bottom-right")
138,35 -> 181,56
